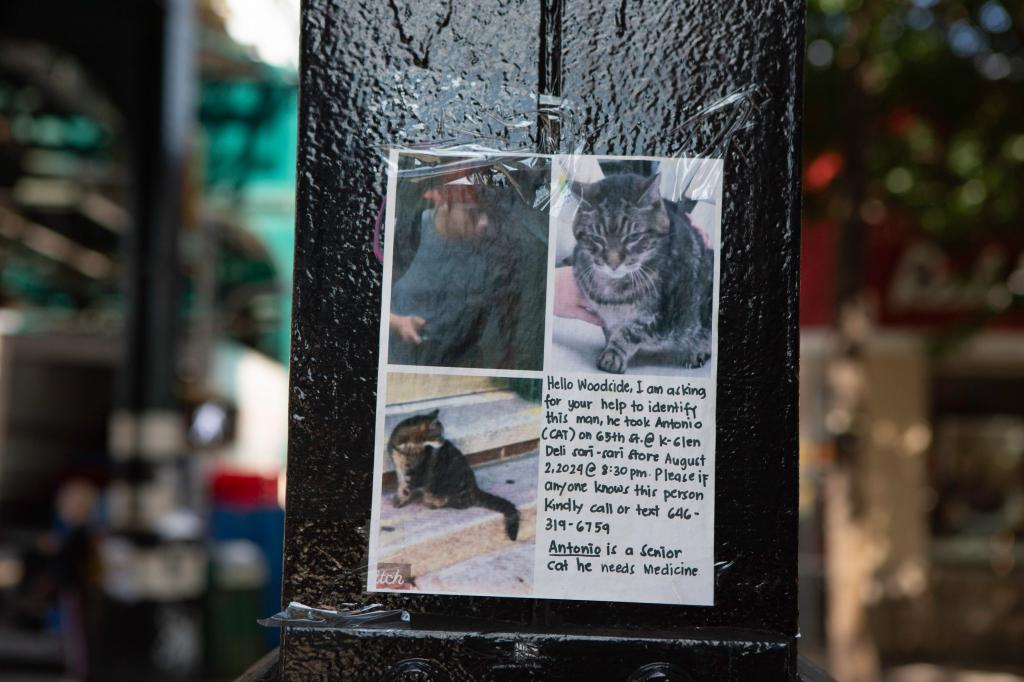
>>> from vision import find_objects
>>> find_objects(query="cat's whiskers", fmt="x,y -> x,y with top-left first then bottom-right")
628,270 -> 642,300
634,270 -> 651,301
576,263 -> 597,289
635,266 -> 657,301
627,267 -> 643,297
644,267 -> 660,300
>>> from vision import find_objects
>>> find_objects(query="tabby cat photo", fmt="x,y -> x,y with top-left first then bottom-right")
568,171 -> 714,374
387,409 -> 520,541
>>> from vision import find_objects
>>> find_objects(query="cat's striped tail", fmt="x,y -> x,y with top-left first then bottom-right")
474,490 -> 520,541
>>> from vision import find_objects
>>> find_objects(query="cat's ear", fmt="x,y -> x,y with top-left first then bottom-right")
677,196 -> 698,215
637,174 -> 662,209
639,175 -> 670,233
569,180 -> 595,210
426,409 -> 440,421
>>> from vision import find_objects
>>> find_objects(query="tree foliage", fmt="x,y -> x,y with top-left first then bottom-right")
804,0 -> 1024,247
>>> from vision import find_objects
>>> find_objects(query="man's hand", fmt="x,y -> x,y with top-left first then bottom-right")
391,314 -> 426,345
553,266 -> 602,327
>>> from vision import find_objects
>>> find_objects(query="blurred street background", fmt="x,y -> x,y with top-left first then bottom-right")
0,1 -> 296,680
0,0 -> 1020,680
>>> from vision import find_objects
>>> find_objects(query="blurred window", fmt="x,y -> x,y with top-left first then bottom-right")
929,375 -> 1024,570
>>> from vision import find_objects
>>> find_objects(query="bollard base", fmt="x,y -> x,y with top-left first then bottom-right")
278,621 -> 797,681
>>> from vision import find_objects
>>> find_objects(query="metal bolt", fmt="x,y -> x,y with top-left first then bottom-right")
383,658 -> 452,682
627,662 -> 694,682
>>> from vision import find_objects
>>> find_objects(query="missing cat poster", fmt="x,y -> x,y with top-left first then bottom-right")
366,150 -> 722,606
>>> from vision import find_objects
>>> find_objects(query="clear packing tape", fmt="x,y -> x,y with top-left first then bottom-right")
385,86 -> 761,161
259,602 -> 410,629
373,87 -> 759,265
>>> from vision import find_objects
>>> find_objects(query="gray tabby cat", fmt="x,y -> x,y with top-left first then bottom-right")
570,173 -> 713,374
388,410 -> 519,541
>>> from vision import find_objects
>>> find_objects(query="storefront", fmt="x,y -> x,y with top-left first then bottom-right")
800,221 -> 1024,670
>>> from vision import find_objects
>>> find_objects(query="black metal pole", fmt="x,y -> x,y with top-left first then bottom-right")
284,1 -> 805,679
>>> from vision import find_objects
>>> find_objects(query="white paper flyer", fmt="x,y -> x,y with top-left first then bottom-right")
366,150 -> 722,606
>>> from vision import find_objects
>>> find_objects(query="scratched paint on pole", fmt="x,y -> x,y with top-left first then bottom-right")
366,150 -> 722,605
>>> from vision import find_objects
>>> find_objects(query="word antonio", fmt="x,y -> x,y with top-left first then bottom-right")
548,540 -> 602,557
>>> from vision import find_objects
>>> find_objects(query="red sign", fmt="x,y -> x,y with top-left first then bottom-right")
800,219 -> 1024,330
